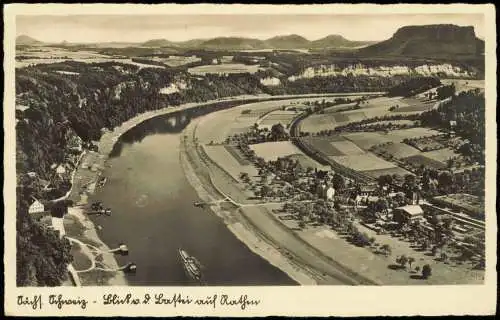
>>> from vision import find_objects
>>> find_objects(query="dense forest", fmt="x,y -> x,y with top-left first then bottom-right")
387,76 -> 442,97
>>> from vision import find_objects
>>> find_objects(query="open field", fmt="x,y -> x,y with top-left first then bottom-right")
370,142 -> 421,159
16,47 -> 156,69
386,128 -> 441,141
224,145 -> 251,165
330,140 -> 365,155
299,114 -> 341,133
17,57 -> 166,69
203,145 -> 258,180
300,112 -> 368,133
228,125 -> 252,135
286,154 -> 330,171
299,95 -> 431,133
329,153 -> 397,171
156,55 -> 201,67
363,166 -> 413,178
343,132 -> 394,150
441,79 -> 485,93
391,102 -> 435,112
402,154 -> 446,170
366,120 -> 416,126
188,63 -> 261,75
238,107 -> 281,118
422,148 -> 458,163
261,112 -> 299,121
258,110 -> 300,128
301,136 -> 349,156
250,141 -> 303,161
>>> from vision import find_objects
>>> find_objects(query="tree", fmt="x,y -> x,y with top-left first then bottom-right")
422,264 -> 432,279
438,171 -> 454,193
239,172 -> 250,183
381,244 -> 392,256
260,185 -> 271,198
369,237 -> 376,247
270,123 -> 287,141
397,255 -> 408,269
408,257 -> 415,270
331,173 -> 345,191
377,174 -> 393,187
436,84 -> 456,100
17,208 -> 73,286
440,252 -> 448,263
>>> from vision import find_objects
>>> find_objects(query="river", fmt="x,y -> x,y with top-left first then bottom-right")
89,110 -> 297,286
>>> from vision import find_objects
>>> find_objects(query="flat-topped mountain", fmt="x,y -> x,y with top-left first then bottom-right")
359,24 -> 484,57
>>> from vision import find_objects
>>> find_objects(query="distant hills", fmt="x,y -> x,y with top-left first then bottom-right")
359,24 -> 484,57
16,35 -> 42,46
311,35 -> 376,49
17,33 -> 373,50
140,34 -> 374,50
16,24 -> 485,58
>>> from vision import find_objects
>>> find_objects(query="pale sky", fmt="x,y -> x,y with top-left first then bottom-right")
16,14 -> 485,43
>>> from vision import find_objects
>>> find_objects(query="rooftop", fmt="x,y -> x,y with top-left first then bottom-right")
396,205 -> 424,216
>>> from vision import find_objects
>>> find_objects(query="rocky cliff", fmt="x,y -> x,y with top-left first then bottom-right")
359,24 -> 484,57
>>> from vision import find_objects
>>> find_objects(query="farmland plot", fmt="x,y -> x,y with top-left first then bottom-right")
391,99 -> 435,112
343,111 -> 367,122
422,148 -> 458,163
301,136 -> 348,156
371,142 -> 421,159
329,140 -> 365,155
250,141 -> 302,161
224,145 -> 251,165
299,114 -> 339,133
203,145 -> 258,180
363,167 -> 413,178
402,154 -> 446,169
388,128 -> 441,141
343,132 -> 394,150
441,79 -> 485,93
188,63 -> 261,75
329,153 -> 397,172
285,154 -> 330,171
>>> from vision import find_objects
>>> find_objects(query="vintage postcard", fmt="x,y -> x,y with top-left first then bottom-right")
3,3 -> 497,317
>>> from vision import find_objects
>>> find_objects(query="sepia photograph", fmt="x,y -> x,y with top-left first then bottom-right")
4,3 -> 497,317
